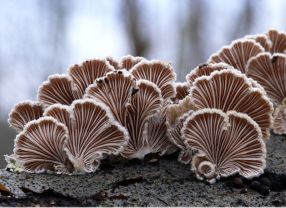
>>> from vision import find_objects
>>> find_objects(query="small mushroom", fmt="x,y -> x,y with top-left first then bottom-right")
273,98 -> 286,135
44,99 -> 129,173
118,55 -> 145,70
14,117 -> 71,173
8,101 -> 43,132
38,59 -> 113,107
183,109 -> 266,183
130,60 -> 176,100
186,62 -> 233,86
38,74 -> 76,107
190,68 -> 273,141
68,59 -> 114,98
209,39 -> 264,73
246,52 -> 286,106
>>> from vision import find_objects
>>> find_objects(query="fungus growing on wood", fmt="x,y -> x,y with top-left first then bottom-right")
273,98 -> 286,135
8,101 -> 43,132
44,99 -> 128,173
14,117 -> 71,173
246,53 -> 286,106
38,59 -> 113,107
182,109 -> 266,183
130,61 -> 177,154
186,63 -> 233,86
190,69 -> 273,140
209,39 -> 264,73
86,70 -> 166,159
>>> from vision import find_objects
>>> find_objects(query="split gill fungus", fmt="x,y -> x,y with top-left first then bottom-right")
5,29 -> 285,185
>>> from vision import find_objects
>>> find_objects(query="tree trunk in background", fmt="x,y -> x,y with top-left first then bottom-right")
121,0 -> 150,57
176,0 -> 205,81
230,0 -> 254,41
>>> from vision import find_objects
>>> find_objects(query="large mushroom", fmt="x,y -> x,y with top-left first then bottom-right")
189,68 -> 273,141
86,70 -> 164,159
182,109 -> 266,183
14,99 -> 128,174
209,39 -> 264,73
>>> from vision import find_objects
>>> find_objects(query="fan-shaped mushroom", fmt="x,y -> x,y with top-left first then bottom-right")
190,69 -> 273,140
14,117 -> 71,173
86,70 -> 164,159
8,101 -> 43,132
246,52 -> 286,106
273,98 -> 286,135
209,39 -> 264,73
38,59 -> 113,107
44,99 -> 128,173
182,109 -> 266,183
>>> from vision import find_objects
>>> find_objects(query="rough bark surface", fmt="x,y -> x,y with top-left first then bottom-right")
0,134 -> 286,206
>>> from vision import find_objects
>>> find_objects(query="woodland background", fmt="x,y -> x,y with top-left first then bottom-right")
0,0 -> 286,167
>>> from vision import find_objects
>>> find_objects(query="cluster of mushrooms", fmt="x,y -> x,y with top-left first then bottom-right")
6,29 -> 286,184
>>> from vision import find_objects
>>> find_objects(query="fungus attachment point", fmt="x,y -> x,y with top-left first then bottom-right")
209,39 -> 264,73
183,109 -> 266,183
8,101 -> 43,132
246,53 -> 286,106
190,69 -> 273,141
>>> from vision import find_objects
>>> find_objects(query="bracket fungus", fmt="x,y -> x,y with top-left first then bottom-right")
273,98 -> 286,135
246,53 -> 286,106
182,109 -> 266,184
189,68 -> 273,141
209,39 -> 264,73
8,101 -> 43,133
86,70 -> 165,159
14,99 -> 128,174
173,82 -> 190,103
38,59 -> 114,107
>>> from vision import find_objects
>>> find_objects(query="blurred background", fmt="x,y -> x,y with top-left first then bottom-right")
0,0 -> 286,167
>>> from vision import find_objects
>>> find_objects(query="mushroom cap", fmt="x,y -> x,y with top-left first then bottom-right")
86,70 -> 136,124
14,117 -> 71,173
8,100 -> 43,133
38,74 -> 76,107
246,52 -> 286,106
209,39 -> 264,73
118,55 -> 145,70
268,29 -> 286,53
38,59 -> 113,108
186,63 -> 233,86
182,108 -> 266,183
68,59 -> 114,98
44,99 -> 129,173
130,60 -> 176,100
190,68 -> 273,140
273,98 -> 286,135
